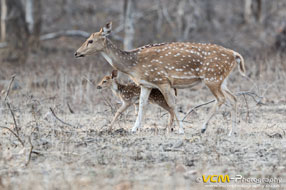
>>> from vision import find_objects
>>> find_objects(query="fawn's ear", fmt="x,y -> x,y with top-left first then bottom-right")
111,70 -> 118,78
101,22 -> 112,36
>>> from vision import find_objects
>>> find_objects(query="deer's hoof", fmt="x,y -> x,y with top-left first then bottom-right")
178,128 -> 184,134
130,128 -> 137,134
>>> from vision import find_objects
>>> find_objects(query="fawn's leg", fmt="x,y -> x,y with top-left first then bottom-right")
157,102 -> 175,133
132,87 -> 151,132
201,82 -> 225,133
158,84 -> 184,134
167,108 -> 175,133
110,102 -> 132,130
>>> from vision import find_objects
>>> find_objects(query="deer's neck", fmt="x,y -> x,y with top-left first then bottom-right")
101,39 -> 137,74
110,79 -> 125,96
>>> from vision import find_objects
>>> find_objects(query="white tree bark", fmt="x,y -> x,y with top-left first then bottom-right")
25,0 -> 34,33
0,0 -> 29,64
123,0 -> 135,50
25,0 -> 41,47
1,0 -> 7,41
176,0 -> 185,41
244,0 -> 252,23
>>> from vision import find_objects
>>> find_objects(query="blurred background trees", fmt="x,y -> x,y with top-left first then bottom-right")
0,0 -> 41,65
0,0 -> 285,66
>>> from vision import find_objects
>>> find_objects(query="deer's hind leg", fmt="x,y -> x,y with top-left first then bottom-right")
201,82 -> 226,133
221,80 -> 238,136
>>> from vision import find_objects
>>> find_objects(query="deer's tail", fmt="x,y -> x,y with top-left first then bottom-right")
234,51 -> 246,77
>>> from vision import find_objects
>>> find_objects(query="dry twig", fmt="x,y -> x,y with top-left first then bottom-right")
49,107 -> 74,127
4,75 -> 20,135
25,136 -> 34,166
0,126 -> 24,147
67,102 -> 74,114
4,74 -> 16,102
242,94 -> 250,123
182,100 -> 215,121
6,102 -> 19,135
182,91 -> 263,122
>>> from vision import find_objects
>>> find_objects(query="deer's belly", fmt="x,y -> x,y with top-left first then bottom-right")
171,78 -> 202,89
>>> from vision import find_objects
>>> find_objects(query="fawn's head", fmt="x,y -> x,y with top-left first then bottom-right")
97,70 -> 118,89
75,22 -> 112,58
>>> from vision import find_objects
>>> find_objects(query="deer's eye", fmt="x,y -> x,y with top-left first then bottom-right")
88,40 -> 93,44
102,81 -> 106,83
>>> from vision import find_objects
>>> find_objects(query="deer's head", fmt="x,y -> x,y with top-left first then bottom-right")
97,70 -> 118,89
75,22 -> 112,58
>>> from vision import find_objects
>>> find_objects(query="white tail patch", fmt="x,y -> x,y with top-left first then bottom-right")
236,57 -> 241,64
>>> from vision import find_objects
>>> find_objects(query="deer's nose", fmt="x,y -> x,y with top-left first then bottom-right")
97,86 -> 102,89
74,52 -> 78,57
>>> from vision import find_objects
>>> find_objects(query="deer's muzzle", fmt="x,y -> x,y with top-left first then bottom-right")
74,52 -> 85,58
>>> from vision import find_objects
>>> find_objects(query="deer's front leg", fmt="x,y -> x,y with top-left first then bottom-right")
131,87 -> 151,133
110,102 -> 131,130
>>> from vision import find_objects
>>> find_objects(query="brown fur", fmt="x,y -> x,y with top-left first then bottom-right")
75,22 -> 246,134
97,71 -> 175,132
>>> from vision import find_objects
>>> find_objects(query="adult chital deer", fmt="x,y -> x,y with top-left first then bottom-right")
75,22 -> 246,135
97,70 -> 175,132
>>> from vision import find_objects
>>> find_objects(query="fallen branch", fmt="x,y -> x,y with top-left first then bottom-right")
49,107 -> 74,127
0,126 -> 24,147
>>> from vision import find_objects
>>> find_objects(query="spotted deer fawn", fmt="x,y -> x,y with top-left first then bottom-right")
75,22 -> 246,135
97,70 -> 175,132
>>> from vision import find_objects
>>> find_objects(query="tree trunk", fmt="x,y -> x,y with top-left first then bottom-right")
244,0 -> 252,23
0,0 -> 29,64
26,0 -> 42,48
1,0 -> 7,41
123,0 -> 135,50
176,0 -> 185,41
253,0 -> 262,22
244,0 -> 262,23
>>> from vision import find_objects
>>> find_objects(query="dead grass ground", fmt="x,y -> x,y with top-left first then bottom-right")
0,39 -> 286,189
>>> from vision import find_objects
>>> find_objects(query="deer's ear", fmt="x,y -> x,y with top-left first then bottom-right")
102,22 -> 112,36
111,70 -> 118,78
